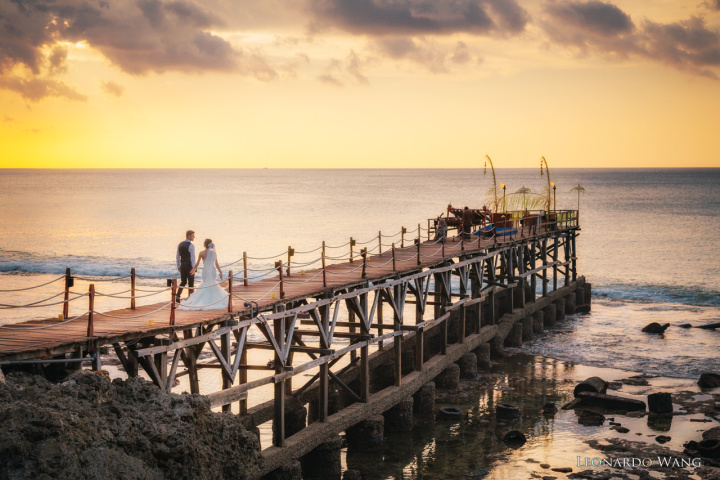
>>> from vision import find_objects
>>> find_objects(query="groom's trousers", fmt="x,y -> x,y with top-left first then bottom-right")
177,264 -> 195,301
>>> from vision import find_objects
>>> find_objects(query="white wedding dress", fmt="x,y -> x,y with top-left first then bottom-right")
179,245 -> 231,311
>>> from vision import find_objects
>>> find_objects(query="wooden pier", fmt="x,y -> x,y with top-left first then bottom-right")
0,211 -> 583,478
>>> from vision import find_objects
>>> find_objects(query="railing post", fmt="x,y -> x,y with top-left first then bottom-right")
130,267 -> 136,310
322,241 -> 327,287
63,267 -> 71,319
287,246 -> 293,276
361,248 -> 367,278
275,261 -> 285,299
243,251 -> 248,287
86,284 -> 95,338
392,243 -> 396,271
378,231 -> 382,254
228,271 -> 233,313
415,238 -> 421,265
401,226 -> 406,248
349,237 -> 355,263
170,279 -> 177,325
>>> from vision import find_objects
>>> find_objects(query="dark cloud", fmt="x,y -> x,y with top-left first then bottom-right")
545,1 -> 634,37
450,41 -> 471,64
101,80 -> 125,97
0,0 -> 280,100
317,52 -> 371,86
543,1 -> 720,78
374,36 -> 478,72
0,76 -> 88,102
310,0 -> 528,36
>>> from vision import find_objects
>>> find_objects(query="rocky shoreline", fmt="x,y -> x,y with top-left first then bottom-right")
0,370 -> 263,480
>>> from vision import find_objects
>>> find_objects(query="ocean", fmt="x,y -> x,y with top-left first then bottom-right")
2,168 -> 719,477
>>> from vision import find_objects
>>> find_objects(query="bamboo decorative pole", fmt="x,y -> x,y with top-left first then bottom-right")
86,284 -> 95,337
322,241 -> 327,287
130,267 -> 136,310
228,271 -> 233,313
243,251 -> 248,287
63,267 -> 71,319
170,279 -> 177,325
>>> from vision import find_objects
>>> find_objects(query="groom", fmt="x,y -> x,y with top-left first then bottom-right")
176,230 -> 196,302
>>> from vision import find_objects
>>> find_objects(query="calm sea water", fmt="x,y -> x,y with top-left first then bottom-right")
1,168 -> 719,380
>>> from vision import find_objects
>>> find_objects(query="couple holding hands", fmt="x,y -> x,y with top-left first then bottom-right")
175,230 -> 231,310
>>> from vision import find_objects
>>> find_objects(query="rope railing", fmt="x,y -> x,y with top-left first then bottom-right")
94,302 -> 172,319
73,274 -> 132,282
0,311 -> 90,330
0,291 -> 88,309
325,240 -> 352,249
0,275 -> 66,292
284,269 -> 324,285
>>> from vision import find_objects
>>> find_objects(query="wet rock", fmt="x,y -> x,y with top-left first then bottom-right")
502,430 -> 526,447
496,403 -> 521,419
656,435 -> 671,444
474,343 -> 492,370
561,398 -> 584,410
647,413 -> 672,432
413,382 -> 435,417
703,427 -> 720,440
612,426 -> 630,433
618,376 -> 650,386
343,470 -> 362,480
679,323 -> 693,328
540,464 -> 551,469
698,373 -> 720,389
626,411 -> 646,418
551,467 -> 572,473
0,368 -> 4,384
647,392 -> 673,413
543,403 -> 558,415
457,353 -> 477,379
698,439 -> 720,458
465,468 -> 490,478
576,392 -> 646,412
435,364 -> 460,390
578,410 -> 605,426
642,322 -> 670,334
574,377 -> 609,397
0,371 -> 262,480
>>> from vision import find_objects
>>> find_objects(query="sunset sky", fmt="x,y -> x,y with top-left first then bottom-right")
1,0 -> 719,168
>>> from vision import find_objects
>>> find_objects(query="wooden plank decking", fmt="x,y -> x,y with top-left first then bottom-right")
0,224 -> 568,361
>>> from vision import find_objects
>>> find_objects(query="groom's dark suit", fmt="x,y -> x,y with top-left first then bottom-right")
176,239 -> 195,301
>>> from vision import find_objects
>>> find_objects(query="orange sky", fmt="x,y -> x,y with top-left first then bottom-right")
1,0 -> 719,168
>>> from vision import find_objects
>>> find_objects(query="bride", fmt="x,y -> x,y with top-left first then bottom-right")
179,239 -> 232,310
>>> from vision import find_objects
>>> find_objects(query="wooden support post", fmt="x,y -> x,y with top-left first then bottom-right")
360,343 -> 369,402
361,248 -> 367,278
415,238 -> 421,265
221,323 -> 232,412
170,279 -> 177,325
319,362 -> 329,421
553,236 -> 559,291
239,347 -> 248,414
183,330 -> 200,394
392,243 -> 396,271
275,261 -> 285,299
377,297 -> 384,350
92,340 -> 102,371
243,251 -> 248,287
394,333 -> 402,386
542,238 -> 548,297
130,267 -> 136,310
273,310 -> 286,445
415,327 -> 424,371
86,284 -> 95,338
227,271 -> 233,313
378,231 -> 382,254
349,237 -> 355,263
571,231 -> 577,282
63,267 -> 71,319
287,246 -> 293,276
460,303 -> 466,344
490,289 -> 496,325
322,241 -> 327,287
